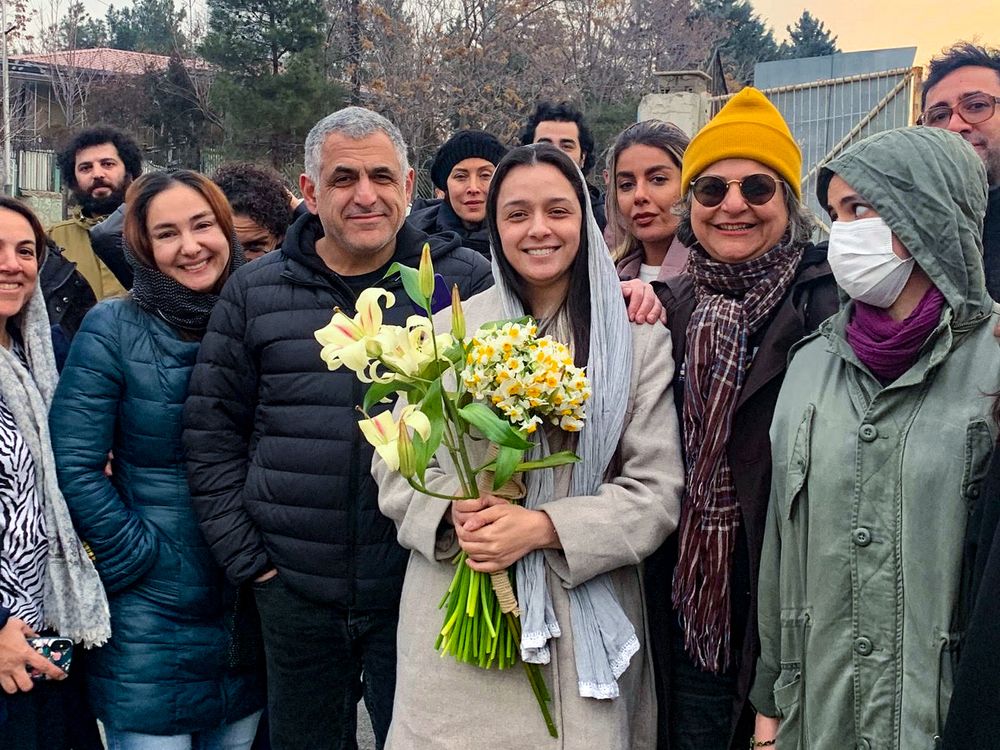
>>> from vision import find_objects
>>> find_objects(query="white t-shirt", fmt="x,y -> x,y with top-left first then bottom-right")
638,263 -> 660,283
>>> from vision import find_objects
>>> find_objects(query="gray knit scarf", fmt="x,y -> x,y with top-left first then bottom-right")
0,285 -> 111,647
125,232 -> 246,334
489,162 -> 636,699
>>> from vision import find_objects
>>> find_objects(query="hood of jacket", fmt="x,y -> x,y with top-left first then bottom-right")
407,199 -> 490,257
818,126 -> 991,327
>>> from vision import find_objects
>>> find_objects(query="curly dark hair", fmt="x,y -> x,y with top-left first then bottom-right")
211,162 -> 294,238
923,42 -> 1000,108
518,101 -> 596,176
57,126 -> 143,191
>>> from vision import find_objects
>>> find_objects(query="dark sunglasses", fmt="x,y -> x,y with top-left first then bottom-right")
690,173 -> 780,208
919,92 -> 1000,127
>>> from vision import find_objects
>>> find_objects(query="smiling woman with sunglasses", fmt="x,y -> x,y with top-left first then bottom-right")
644,87 -> 839,750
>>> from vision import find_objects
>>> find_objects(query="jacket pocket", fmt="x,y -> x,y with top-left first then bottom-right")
776,609 -> 811,746
960,418 -> 993,509
786,405 -> 815,521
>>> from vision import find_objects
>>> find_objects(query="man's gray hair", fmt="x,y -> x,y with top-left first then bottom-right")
674,180 -> 815,249
304,106 -> 410,182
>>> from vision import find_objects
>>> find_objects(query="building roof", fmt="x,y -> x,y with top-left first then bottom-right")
11,47 -> 211,76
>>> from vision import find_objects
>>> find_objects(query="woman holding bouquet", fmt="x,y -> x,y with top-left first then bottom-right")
374,143 -> 684,748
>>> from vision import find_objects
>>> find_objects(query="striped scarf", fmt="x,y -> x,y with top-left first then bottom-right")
672,240 -> 802,673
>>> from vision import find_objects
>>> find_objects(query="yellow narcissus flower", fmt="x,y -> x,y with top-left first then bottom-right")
315,288 -> 395,376
358,405 -> 431,472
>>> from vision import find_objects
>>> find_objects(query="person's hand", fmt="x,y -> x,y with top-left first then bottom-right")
753,712 -> 780,747
451,494 -> 507,532
254,569 -> 278,583
621,279 -> 666,324
456,503 -> 559,572
0,618 -> 66,693
103,450 -> 114,478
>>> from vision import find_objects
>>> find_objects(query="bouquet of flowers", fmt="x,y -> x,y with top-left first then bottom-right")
314,245 -> 591,737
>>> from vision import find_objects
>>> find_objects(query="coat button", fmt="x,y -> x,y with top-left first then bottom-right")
853,527 -> 872,546
856,740 -> 872,750
859,424 -> 878,442
966,483 -> 981,499
854,636 -> 873,655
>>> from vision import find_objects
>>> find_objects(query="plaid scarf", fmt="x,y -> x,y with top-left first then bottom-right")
672,240 -> 803,673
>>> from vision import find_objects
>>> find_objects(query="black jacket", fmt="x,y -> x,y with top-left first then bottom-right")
39,241 -> 97,369
984,187 -> 1000,301
407,199 -> 491,258
588,183 -> 607,232
87,204 -> 133,290
646,244 -> 838,749
942,443 -> 1000,749
182,214 -> 493,608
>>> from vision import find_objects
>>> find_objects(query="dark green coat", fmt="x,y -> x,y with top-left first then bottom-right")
49,298 -> 263,734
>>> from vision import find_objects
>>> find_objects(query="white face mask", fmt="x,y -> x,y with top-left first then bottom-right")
827,217 -> 915,308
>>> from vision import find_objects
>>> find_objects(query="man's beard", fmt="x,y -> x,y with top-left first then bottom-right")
75,182 -> 128,217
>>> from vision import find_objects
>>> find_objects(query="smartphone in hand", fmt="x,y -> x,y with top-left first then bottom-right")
26,636 -> 73,679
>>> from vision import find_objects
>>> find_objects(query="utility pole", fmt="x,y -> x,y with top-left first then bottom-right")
1,0 -> 11,196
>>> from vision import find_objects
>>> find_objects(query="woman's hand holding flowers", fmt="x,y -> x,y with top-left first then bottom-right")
455,495 -> 561,572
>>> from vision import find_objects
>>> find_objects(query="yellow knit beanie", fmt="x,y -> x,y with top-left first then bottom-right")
681,87 -> 802,199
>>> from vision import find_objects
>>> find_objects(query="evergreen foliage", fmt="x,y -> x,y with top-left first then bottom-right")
779,10 -> 840,59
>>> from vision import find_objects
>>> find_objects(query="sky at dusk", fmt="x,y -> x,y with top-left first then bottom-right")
29,0 -> 1000,71
752,0 -> 1000,66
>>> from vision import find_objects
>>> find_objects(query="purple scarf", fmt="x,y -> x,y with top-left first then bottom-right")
846,286 -> 946,382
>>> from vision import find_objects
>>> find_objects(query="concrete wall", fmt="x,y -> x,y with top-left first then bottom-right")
20,190 -> 65,228
637,91 -> 711,137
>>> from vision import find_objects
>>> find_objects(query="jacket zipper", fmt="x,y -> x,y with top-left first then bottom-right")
281,259 -> 407,608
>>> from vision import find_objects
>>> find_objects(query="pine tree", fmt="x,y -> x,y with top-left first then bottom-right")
780,10 -> 839,60
104,0 -> 188,55
694,0 -> 781,86
200,0 -> 343,171
200,0 -> 326,77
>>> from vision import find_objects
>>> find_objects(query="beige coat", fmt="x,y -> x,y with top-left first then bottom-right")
374,288 -> 684,749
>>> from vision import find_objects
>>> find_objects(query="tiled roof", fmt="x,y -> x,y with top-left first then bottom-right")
11,47 -> 210,75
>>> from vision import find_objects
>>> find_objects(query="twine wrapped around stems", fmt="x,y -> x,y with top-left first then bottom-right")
474,444 -> 526,616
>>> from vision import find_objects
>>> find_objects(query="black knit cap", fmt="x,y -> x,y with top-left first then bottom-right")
430,130 -> 509,190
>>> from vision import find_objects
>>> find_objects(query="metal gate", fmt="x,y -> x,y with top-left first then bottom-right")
710,65 -> 922,234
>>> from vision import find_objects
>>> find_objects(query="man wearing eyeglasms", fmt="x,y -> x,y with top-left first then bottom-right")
919,43 -> 1000,299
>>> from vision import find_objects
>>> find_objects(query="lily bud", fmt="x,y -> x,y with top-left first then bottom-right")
418,242 -> 435,300
397,418 -> 417,479
450,285 -> 466,340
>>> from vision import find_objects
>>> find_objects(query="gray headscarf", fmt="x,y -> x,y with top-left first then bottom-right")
0,284 -> 111,647
489,148 -> 636,698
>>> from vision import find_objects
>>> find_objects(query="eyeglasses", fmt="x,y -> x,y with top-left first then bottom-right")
690,174 -> 780,208
919,93 -> 1000,127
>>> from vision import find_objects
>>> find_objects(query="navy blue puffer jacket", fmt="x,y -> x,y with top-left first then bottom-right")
49,298 -> 263,735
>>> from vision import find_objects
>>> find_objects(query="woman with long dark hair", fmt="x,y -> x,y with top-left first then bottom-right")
606,120 -> 690,284
374,144 -> 684,748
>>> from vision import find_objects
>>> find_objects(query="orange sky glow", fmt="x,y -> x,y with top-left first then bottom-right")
752,0 -> 1000,67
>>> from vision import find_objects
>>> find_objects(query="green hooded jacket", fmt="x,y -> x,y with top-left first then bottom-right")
750,127 -> 1000,750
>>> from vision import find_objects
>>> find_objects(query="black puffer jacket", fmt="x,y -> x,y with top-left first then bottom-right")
40,240 -> 97,369
407,199 -> 491,258
183,213 -> 493,607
